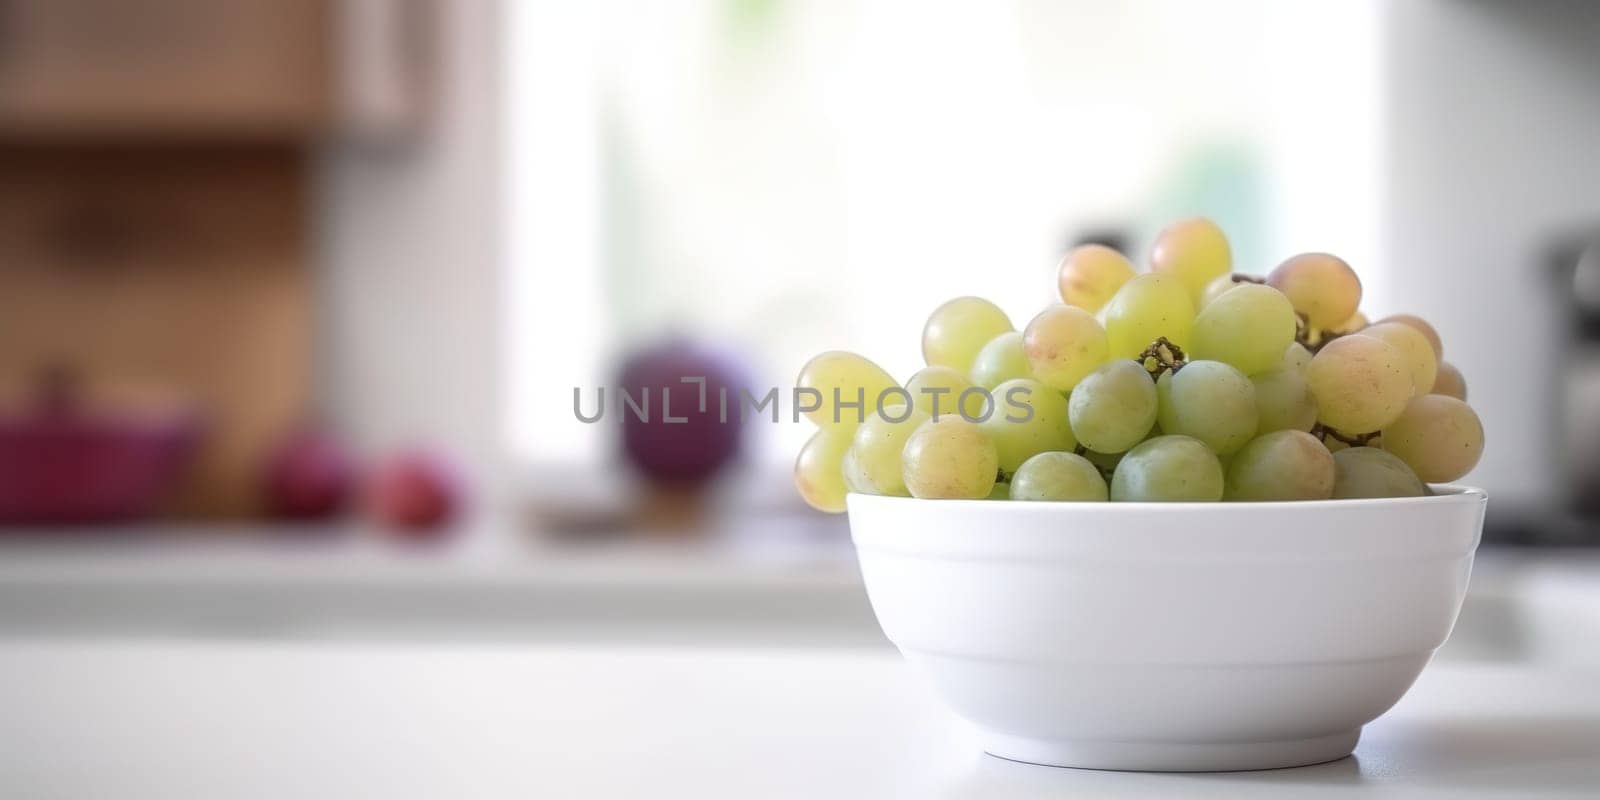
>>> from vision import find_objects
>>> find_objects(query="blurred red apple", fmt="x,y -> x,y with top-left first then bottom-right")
368,449 -> 463,536
263,427 -> 357,521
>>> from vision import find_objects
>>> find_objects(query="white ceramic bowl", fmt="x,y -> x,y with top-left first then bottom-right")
848,487 -> 1487,772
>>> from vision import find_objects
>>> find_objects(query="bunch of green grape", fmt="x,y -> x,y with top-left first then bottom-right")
794,218 -> 1484,511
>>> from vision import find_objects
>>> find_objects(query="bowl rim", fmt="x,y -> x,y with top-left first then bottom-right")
847,484 -> 1486,513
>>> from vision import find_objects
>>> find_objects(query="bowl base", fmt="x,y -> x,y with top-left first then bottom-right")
980,727 -> 1360,772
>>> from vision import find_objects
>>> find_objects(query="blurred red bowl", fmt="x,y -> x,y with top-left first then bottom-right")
0,373 -> 201,526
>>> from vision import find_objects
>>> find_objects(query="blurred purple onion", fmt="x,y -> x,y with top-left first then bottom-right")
616,338 -> 750,485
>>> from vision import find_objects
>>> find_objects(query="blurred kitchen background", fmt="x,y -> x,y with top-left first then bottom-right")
1,0 -> 1599,651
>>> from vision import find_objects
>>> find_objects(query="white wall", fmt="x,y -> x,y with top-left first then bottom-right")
314,1 -> 507,503
1383,0 -> 1600,508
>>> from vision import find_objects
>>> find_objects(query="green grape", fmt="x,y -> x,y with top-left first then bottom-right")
1283,342 -> 1313,373
1251,366 -> 1318,433
979,378 -> 1077,472
901,416 -> 999,499
794,429 -> 852,513
796,351 -> 899,432
1198,273 -> 1248,309
1190,283 -> 1298,376
1023,304 -> 1109,392
1380,394 -> 1484,482
1102,273 -> 1196,359
922,297 -> 1014,374
1225,430 -> 1335,501
1432,361 -> 1467,400
985,482 -> 1011,500
1010,451 -> 1108,501
847,404 -> 932,496
1109,435 -> 1224,502
1058,244 -> 1137,313
1331,447 -> 1427,499
1068,360 -> 1158,453
970,331 -> 1032,390
1155,361 -> 1258,455
840,448 -> 871,494
1305,335 -> 1411,433
905,365 -> 987,420
1357,321 -> 1438,396
1150,217 -> 1232,304
1266,252 -> 1362,330
1378,313 -> 1443,360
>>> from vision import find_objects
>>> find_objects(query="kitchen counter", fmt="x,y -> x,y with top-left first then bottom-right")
1,640 -> 1597,798
2,537 -> 1598,662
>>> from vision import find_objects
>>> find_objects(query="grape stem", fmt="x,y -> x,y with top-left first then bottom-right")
1312,423 -> 1378,448
1231,273 -> 1265,285
1136,337 -> 1187,379
1296,313 -> 1348,354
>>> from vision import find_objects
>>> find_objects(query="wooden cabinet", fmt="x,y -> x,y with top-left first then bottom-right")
0,0 -> 429,140
0,1 -> 434,517
0,145 -> 315,518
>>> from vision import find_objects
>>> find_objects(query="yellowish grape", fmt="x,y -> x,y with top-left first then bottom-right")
1058,244 -> 1137,313
922,297 -> 1014,374
1331,447 -> 1427,499
1380,394 -> 1484,483
1198,273 -> 1248,309
902,416 -> 999,499
1010,451 -> 1108,501
1378,313 -> 1443,360
1110,435 -> 1224,502
794,429 -> 852,513
1333,311 -> 1369,334
1266,253 -> 1362,330
1156,361 -> 1258,455
970,331 -> 1033,390
1191,283 -> 1298,376
796,351 -> 899,432
905,365 -> 986,420
979,378 -> 1077,472
1251,366 -> 1318,433
1357,321 -> 1438,396
846,404 -> 932,497
1306,335 -> 1412,433
1225,430 -> 1335,501
1068,360 -> 1158,453
1150,217 -> 1232,304
1432,362 -> 1467,400
1023,304 -> 1109,392
1102,273 -> 1196,359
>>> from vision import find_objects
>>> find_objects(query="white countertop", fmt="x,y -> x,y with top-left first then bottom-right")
2,640 -> 1597,799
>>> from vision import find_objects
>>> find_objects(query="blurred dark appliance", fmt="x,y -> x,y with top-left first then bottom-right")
1546,229 -> 1600,544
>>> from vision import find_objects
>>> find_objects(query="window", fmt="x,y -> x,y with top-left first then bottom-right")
504,0 -> 1384,469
